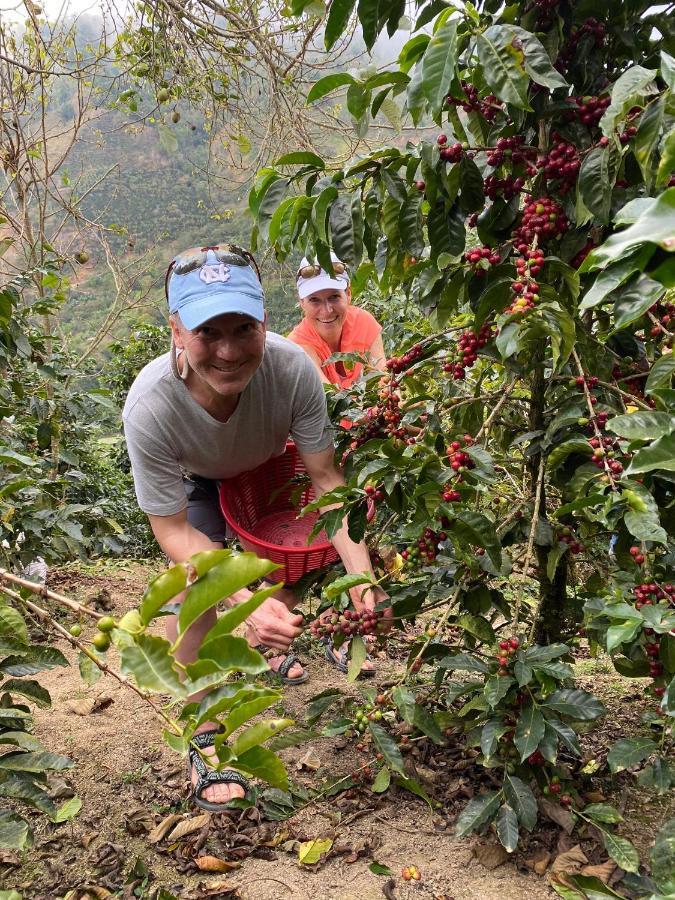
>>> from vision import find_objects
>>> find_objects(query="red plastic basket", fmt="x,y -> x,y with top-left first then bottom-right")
218,443 -> 339,584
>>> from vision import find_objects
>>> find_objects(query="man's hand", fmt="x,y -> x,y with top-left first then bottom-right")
350,584 -> 393,633
247,597 -> 304,651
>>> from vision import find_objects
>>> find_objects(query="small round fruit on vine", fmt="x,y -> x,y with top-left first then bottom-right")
74,250 -> 89,265
92,632 -> 110,652
171,110 -> 181,123
97,615 -> 116,633
69,624 -> 82,637
414,179 -> 426,192
157,88 -> 170,103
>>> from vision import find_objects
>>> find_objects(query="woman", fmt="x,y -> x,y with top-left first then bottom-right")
288,254 -> 386,387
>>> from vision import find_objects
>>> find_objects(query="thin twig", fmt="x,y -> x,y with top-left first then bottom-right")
515,455 -> 544,631
0,568 -> 104,620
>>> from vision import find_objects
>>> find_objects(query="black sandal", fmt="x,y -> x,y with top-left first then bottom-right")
324,638 -> 376,678
188,730 -> 251,813
253,644 -> 309,685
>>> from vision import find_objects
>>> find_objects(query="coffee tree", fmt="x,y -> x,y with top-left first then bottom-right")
250,0 -> 675,872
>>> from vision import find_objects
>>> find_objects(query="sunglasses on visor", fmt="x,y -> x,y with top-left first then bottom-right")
164,243 -> 262,301
297,261 -> 348,279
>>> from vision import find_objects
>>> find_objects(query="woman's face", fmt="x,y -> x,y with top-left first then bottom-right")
300,287 -> 350,336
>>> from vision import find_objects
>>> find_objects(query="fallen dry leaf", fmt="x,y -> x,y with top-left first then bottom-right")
147,813 -> 183,844
538,797 -> 575,834
524,848 -> 551,875
296,749 -> 321,772
581,859 -> 616,883
195,855 -> 241,873
0,849 -> 20,866
472,841 -> 508,870
67,696 -> 114,716
167,813 -> 211,842
80,830 -> 99,849
548,844 -> 588,887
124,805 -> 154,836
584,790 -> 606,804
191,878 -> 241,899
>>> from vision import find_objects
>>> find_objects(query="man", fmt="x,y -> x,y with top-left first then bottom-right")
123,245 -> 386,810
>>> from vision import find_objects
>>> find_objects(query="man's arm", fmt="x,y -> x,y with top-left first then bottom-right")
149,509 -> 223,564
299,445 -> 388,614
148,509 -> 303,650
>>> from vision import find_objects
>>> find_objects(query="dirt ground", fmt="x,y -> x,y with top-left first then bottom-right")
0,561 -> 672,900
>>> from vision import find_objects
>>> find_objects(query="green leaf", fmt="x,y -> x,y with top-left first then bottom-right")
481,718 -> 507,758
0,809 -> 32,850
581,189 -> 675,272
651,818 -> 675,894
198,584 -> 278,645
330,191 -> 363,266
503,773 -> 537,830
347,634 -> 367,683
627,433 -> 675,475
496,803 -> 519,852
0,751 -> 73,772
305,689 -> 342,724
546,719 -> 581,756
233,745 -> 288,790
275,151 -> 325,168
392,686 -> 416,724
0,772 -> 55,815
0,607 -> 28,644
476,25 -> 530,109
662,50 -> 675,90
646,354 -> 675,394
514,704 -> 545,762
324,573 -> 372,599
1,679 -> 50,708
0,645 -> 68,677
484,675 -> 514,709
78,650 -> 102,686
656,128 -> 675,189
53,796 -> 82,823
369,860 -> 392,875
578,146 -> 614,223
510,26 -> 567,90
399,193 -> 424,258
547,439 -> 591,471
600,65 -> 657,136
608,411 -> 674,440
196,634 -> 268,676
120,634 -> 186,696
368,721 -> 404,775
357,0 -> 380,50
307,73 -> 355,103
371,766 -> 391,793
606,619 -> 642,653
454,510 -> 502,568
603,832 -> 639,873
544,689 -> 605,721
583,803 -> 623,824
613,273 -> 665,330
139,564 -> 187,625
606,737 -> 656,772
634,96 -> 665,186
298,837 -> 333,864
230,718 -> 293,757
0,732 -> 42,751
394,775 -> 433,808
455,791 -> 500,838
421,18 -> 459,117
413,704 -> 445,744
459,156 -> 485,213
178,553 -> 277,636
580,247 -> 654,311
220,696 -> 282,740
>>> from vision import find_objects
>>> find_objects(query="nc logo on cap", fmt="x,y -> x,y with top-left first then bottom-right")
199,262 -> 231,284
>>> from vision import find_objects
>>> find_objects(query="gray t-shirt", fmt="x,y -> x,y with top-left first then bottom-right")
122,332 -> 333,516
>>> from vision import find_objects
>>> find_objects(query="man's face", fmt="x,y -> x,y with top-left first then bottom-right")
300,287 -> 350,335
170,312 -> 266,398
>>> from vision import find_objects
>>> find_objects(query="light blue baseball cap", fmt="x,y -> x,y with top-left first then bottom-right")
167,247 -> 265,331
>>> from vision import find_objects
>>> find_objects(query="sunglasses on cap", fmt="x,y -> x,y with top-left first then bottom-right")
297,261 -> 348,279
164,243 -> 262,301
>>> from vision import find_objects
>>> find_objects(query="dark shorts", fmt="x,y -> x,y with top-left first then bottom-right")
184,476 -> 228,545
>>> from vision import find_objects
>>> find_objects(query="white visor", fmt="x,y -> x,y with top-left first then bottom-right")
296,254 -> 350,300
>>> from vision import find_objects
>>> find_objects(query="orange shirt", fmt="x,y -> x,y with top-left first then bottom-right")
287,305 -> 382,388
